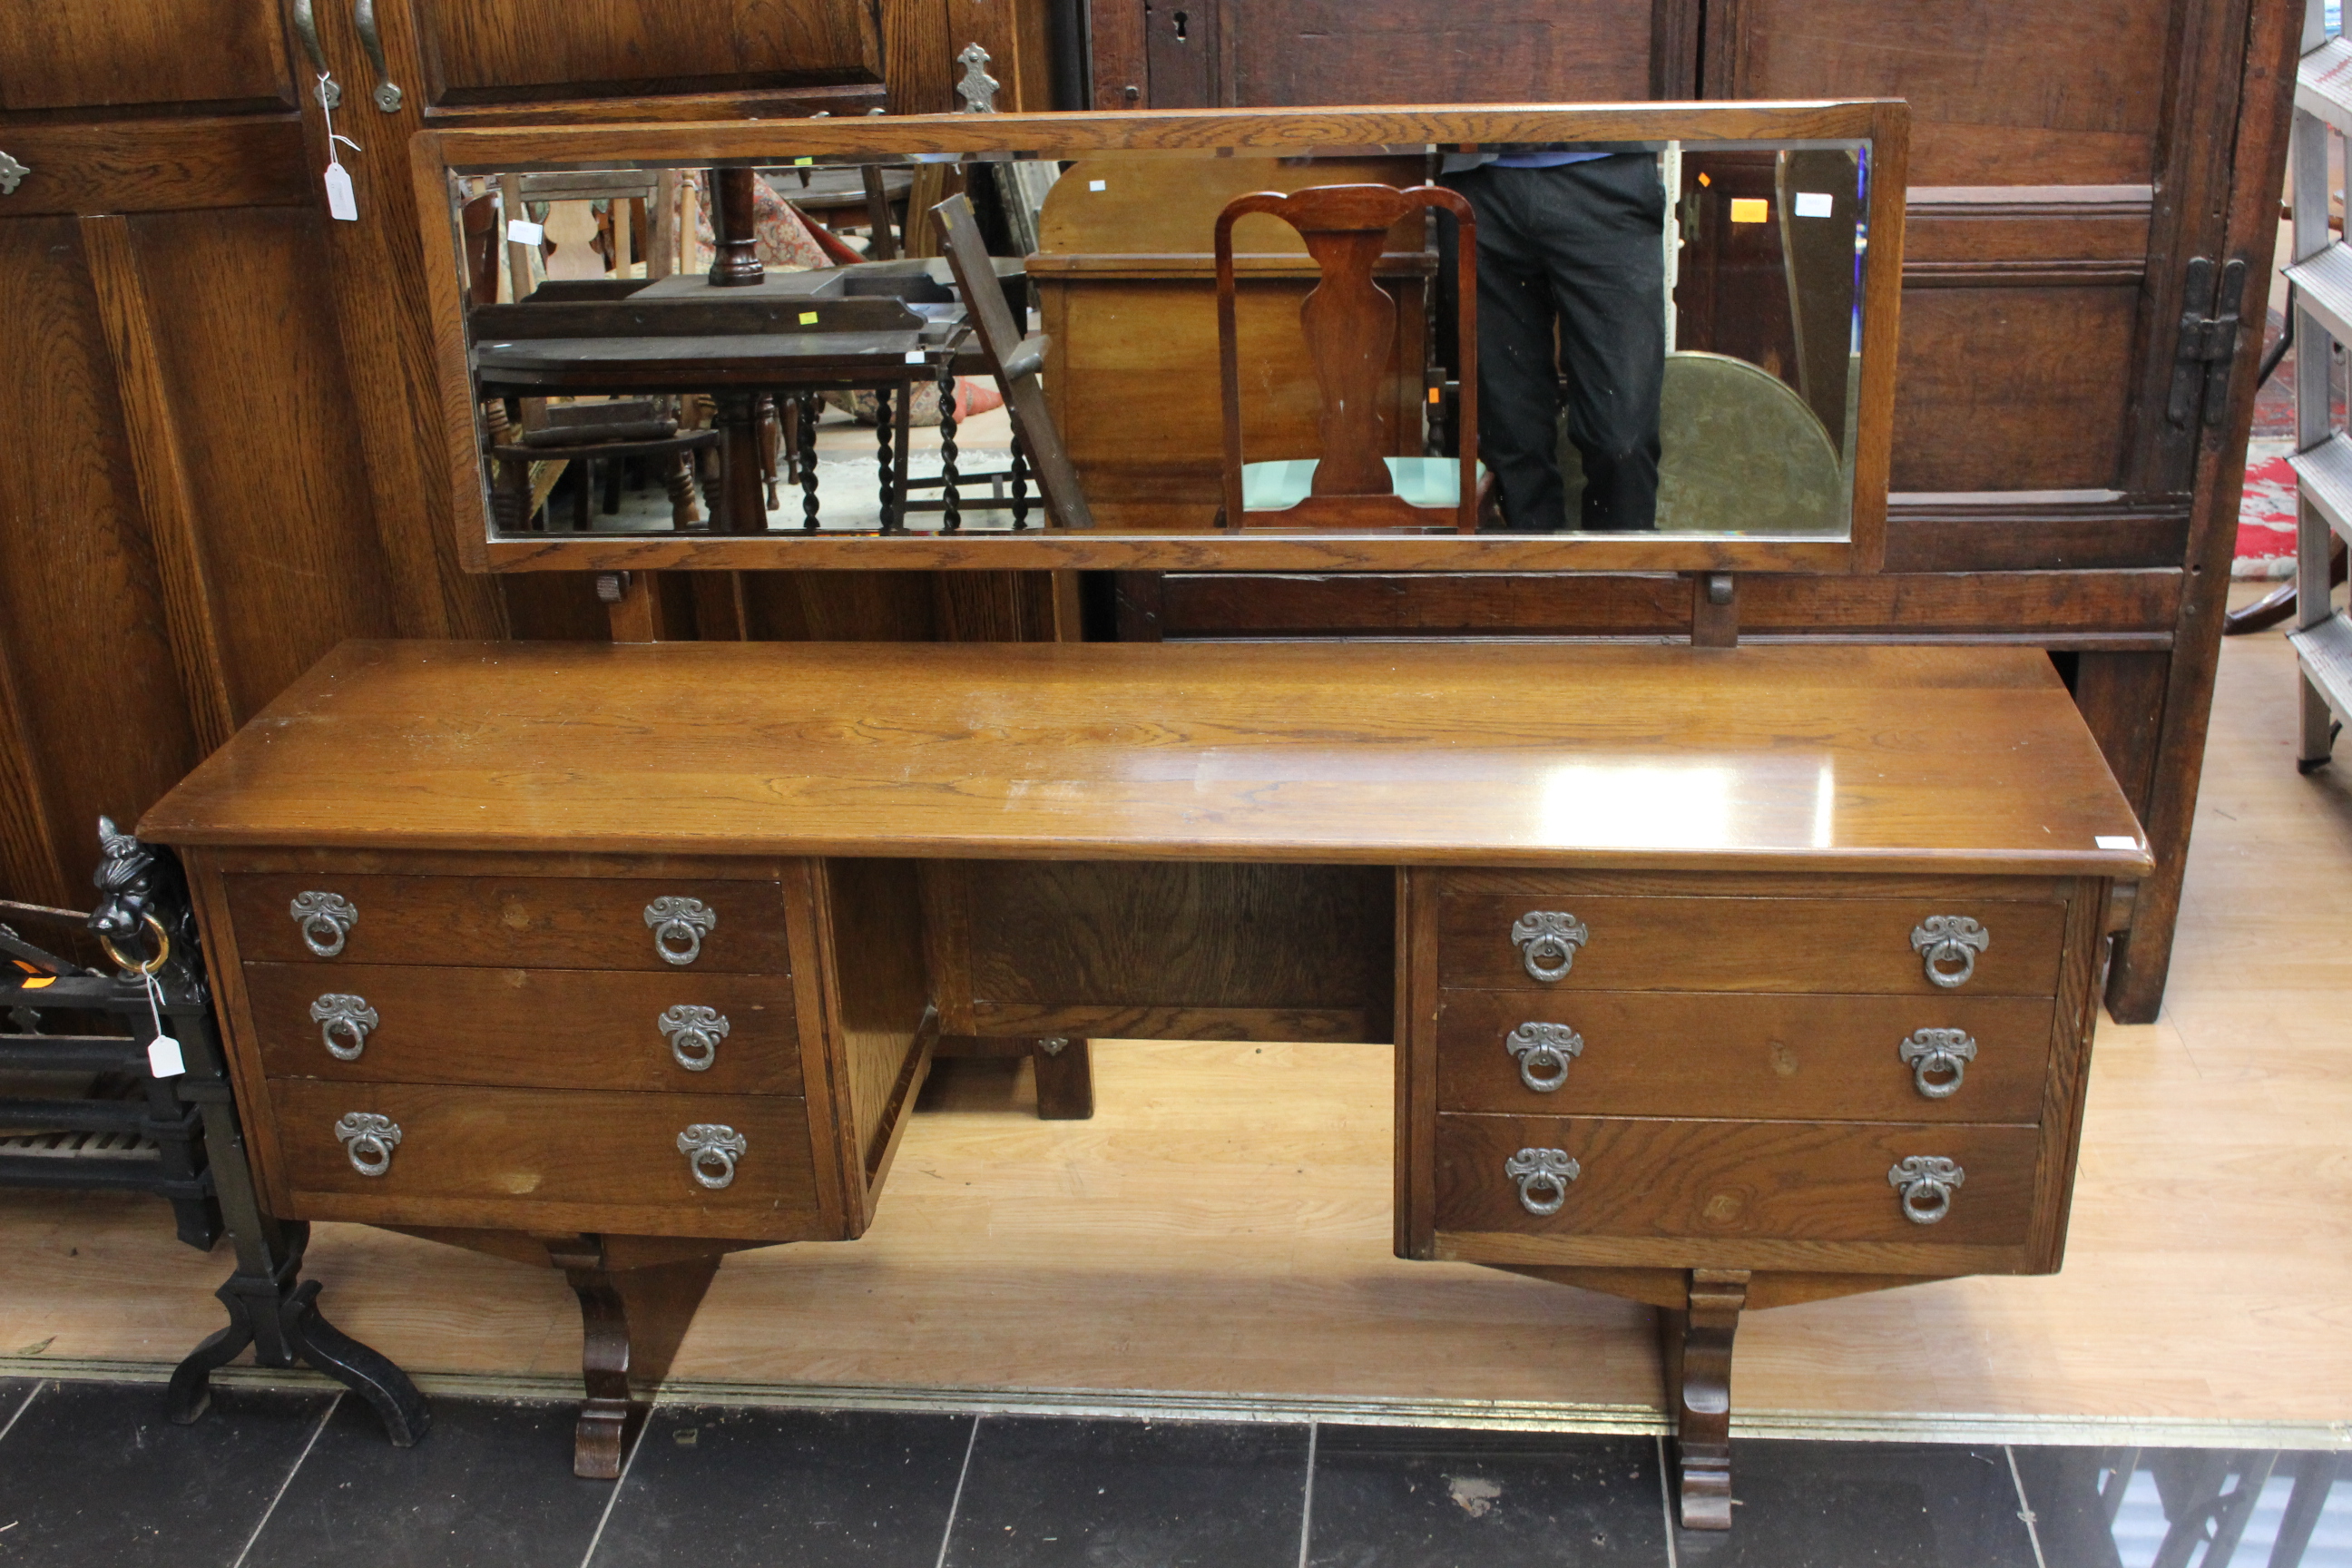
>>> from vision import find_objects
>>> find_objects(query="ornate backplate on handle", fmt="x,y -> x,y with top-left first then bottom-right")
1504,1022 -> 1583,1092
643,897 -> 716,965
309,994 -> 379,1061
1510,912 -> 1590,983
334,1112 -> 401,1177
657,1004 -> 730,1071
678,1122 -> 747,1189
1896,1028 -> 1976,1098
1504,1146 -> 1581,1215
289,891 -> 358,957
1909,916 -> 1988,988
1886,1154 -> 1964,1224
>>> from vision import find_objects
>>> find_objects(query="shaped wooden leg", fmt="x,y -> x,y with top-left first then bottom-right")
544,1237 -> 724,1479
1033,1036 -> 1094,1120
1660,1268 -> 1749,1531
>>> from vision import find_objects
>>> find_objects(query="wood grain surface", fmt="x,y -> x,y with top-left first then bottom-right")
1434,894 -> 2068,995
241,963 -> 801,1095
220,872 -> 790,973
1435,991 -> 2056,1123
143,641 -> 2151,878
1432,1113 -> 2041,1252
266,1080 -> 823,1240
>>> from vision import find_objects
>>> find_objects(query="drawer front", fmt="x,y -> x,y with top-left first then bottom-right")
1434,1113 -> 2040,1247
269,1080 -> 819,1233
244,964 -> 801,1095
225,874 -> 789,973
1436,895 -> 2065,996
1436,992 -> 2054,1122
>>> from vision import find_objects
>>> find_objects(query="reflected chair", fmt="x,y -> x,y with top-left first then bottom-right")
1214,184 -> 1484,533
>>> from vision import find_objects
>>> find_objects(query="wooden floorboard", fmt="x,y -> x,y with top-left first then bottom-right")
3,614 -> 2347,1426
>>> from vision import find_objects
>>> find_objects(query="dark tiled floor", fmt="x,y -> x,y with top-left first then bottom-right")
1,1379 -> 2347,1568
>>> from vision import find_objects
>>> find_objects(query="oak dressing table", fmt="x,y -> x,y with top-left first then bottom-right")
140,636 -> 2148,1528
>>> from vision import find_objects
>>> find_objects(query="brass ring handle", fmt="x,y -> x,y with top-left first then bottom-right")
1504,1022 -> 1583,1093
643,897 -> 715,966
352,0 -> 403,111
97,912 -> 172,976
1510,911 -> 1589,983
658,1005 -> 730,1072
1504,1146 -> 1580,1216
678,1123 -> 746,1190
310,994 -> 379,1061
289,891 -> 358,957
1887,1155 -> 1965,1224
1910,916 -> 1988,989
1897,1028 -> 1976,1099
335,1112 -> 401,1177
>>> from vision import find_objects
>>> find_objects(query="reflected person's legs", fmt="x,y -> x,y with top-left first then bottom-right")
1525,156 -> 1667,532
1442,168 -> 1569,533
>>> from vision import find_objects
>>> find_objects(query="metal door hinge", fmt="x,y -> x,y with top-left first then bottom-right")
2168,255 -> 2248,427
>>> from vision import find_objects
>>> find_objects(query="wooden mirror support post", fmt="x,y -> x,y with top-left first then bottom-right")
706,166 -> 764,288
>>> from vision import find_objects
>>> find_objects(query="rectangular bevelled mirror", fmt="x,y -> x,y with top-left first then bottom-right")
416,103 -> 1907,573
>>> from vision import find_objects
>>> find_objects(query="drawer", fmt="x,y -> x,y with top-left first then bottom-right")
1436,992 -> 2054,1122
243,964 -> 801,1095
1436,894 -> 2066,996
1434,1113 -> 2040,1248
268,1079 -> 820,1240
225,873 -> 789,973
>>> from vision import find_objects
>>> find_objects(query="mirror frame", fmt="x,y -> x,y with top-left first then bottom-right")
414,101 -> 1909,575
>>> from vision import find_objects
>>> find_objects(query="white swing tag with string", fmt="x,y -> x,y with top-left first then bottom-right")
142,972 -> 184,1079
319,74 -> 360,221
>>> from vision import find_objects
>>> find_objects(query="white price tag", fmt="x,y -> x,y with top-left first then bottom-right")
1794,191 -> 1833,218
1088,179 -> 1107,192
324,162 -> 358,222
506,218 -> 544,245
2094,835 -> 2140,850
905,350 -> 926,364
147,1036 -> 185,1078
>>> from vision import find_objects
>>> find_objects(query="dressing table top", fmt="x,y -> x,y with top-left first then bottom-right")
143,640 -> 2150,878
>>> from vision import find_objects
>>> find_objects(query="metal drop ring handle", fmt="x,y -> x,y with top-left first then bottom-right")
289,891 -> 358,957
335,1112 -> 401,1177
678,1123 -> 747,1190
1504,1147 -> 1580,1216
310,994 -> 379,1061
1897,1028 -> 1976,1099
352,0 -> 403,111
658,1004 -> 730,1072
1504,1022 -> 1583,1093
643,897 -> 716,966
1887,1155 -> 1965,1225
291,0 -> 341,106
1510,911 -> 1590,983
1910,916 -> 1988,989
98,911 -> 172,976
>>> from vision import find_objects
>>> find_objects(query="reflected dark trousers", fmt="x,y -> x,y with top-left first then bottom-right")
1442,157 -> 1666,532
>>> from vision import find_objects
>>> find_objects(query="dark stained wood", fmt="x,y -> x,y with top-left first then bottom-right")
1433,1112 -> 2043,1250
953,860 -> 1392,1027
1436,990 -> 2057,1122
1436,894 -> 2067,996
0,0 -> 292,114
1661,1269 -> 1745,1530
221,872 -> 792,972
544,1236 -> 726,1478
264,1079 -> 823,1239
1031,1037 -> 1094,1120
142,641 -> 2152,880
241,963 -> 803,1094
883,0 -> 956,113
2071,652 -> 2171,815
2108,0 -> 2302,1021
410,0 -> 884,107
1884,495 -> 2192,573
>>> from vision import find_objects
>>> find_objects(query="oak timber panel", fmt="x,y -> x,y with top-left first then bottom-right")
958,860 -> 1394,1034
1436,990 -> 2056,1122
822,858 -> 930,1186
1890,285 -> 2142,494
0,0 -> 294,113
1436,895 -> 2067,996
266,1079 -> 823,1239
0,218 -> 201,906
1434,1113 -> 2042,1250
1715,0 -> 2173,188
413,0 -> 885,106
243,963 -> 803,1095
1229,0 -> 1656,107
223,873 -> 792,972
0,121 -> 314,217
129,208 -> 404,722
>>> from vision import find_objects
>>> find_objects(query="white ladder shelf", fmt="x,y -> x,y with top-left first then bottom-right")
2286,0 -> 2352,768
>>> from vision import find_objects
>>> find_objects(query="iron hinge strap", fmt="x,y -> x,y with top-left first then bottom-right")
2169,255 -> 2249,426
